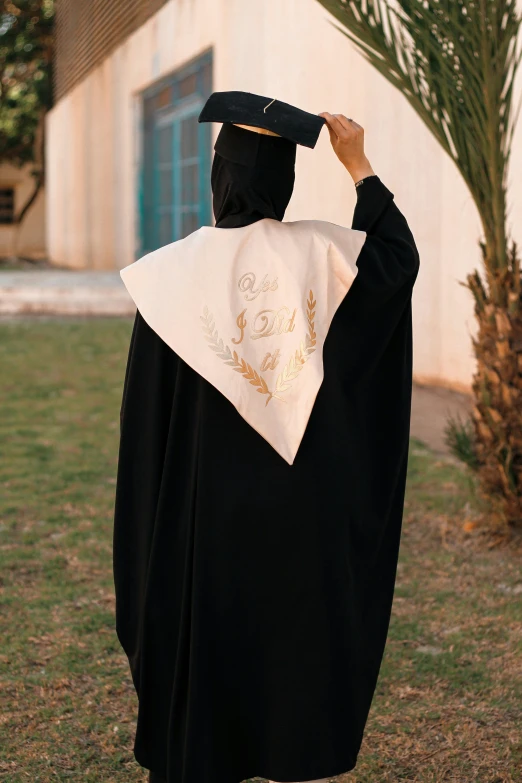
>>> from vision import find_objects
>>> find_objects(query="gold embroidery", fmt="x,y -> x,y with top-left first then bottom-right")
238,272 -> 278,301
273,291 -> 317,397
200,307 -> 272,401
261,349 -> 281,372
231,308 -> 247,344
200,289 -> 317,407
251,306 -> 296,340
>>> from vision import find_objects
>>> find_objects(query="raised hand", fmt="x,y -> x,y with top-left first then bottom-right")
319,112 -> 375,183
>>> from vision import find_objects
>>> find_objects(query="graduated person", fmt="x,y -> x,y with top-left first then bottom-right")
114,91 -> 420,783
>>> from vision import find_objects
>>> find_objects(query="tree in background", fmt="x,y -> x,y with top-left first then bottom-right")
0,0 -> 54,248
316,0 -> 522,528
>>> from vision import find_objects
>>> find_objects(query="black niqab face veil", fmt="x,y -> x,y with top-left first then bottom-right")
211,122 -> 296,229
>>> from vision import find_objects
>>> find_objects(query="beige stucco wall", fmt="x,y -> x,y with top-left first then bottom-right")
45,0 -> 522,390
0,163 -> 46,259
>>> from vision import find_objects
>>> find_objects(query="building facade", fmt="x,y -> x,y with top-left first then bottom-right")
45,0 -> 522,390
0,164 -> 46,260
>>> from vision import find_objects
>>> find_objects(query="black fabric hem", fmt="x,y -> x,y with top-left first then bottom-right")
149,772 -> 167,783
139,749 -> 358,783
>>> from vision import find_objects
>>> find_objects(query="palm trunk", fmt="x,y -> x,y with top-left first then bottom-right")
314,0 -> 522,528
467,239 -> 522,525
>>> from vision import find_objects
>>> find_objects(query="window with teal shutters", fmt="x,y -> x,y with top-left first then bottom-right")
139,51 -> 212,256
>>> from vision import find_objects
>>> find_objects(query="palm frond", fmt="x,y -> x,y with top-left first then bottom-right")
316,0 -> 522,271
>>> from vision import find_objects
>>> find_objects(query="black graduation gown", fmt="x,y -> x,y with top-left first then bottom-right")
113,175 -> 419,783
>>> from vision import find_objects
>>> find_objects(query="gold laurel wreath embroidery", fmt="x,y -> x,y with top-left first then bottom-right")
200,289 -> 317,406
273,290 -> 317,398
200,307 -> 272,401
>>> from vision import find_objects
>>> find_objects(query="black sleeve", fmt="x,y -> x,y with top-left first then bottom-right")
119,311 -> 139,433
113,311 -> 179,694
351,175 -> 420,307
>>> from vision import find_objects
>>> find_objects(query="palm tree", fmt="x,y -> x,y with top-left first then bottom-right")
315,0 -> 522,526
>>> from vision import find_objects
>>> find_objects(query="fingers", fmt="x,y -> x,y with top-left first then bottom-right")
318,111 -> 368,175
318,113 -> 337,144
319,111 -> 347,139
319,111 -> 362,140
333,113 -> 353,133
324,122 -> 338,147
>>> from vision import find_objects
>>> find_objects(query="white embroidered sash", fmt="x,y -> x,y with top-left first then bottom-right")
121,218 -> 367,464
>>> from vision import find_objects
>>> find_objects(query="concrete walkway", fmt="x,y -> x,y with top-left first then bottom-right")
0,269 -> 135,316
411,382 -> 472,455
0,268 -> 473,454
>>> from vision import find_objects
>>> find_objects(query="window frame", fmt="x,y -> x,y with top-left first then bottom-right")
0,187 -> 16,225
137,50 -> 213,258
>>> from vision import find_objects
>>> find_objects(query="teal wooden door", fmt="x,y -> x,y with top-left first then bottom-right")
139,52 -> 212,256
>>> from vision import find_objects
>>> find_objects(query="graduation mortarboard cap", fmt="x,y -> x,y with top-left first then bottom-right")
198,91 -> 326,149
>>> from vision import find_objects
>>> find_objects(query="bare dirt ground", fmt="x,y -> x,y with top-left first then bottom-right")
411,381 -> 472,456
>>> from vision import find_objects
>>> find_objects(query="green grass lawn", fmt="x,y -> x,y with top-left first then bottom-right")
0,318 -> 521,783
